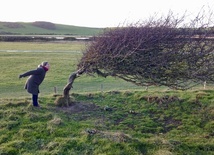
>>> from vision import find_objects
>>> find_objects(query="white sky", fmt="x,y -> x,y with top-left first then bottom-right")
0,0 -> 214,28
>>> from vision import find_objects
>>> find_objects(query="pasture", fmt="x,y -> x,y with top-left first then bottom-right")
0,41 -> 145,98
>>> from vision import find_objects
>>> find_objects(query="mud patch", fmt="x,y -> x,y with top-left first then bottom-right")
56,102 -> 100,114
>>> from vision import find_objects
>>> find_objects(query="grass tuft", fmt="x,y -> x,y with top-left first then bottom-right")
54,96 -> 75,107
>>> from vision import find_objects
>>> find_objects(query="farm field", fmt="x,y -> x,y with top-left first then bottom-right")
0,41 -> 212,99
0,42 -> 146,99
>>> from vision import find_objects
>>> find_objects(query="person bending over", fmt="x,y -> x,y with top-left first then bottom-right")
19,62 -> 50,107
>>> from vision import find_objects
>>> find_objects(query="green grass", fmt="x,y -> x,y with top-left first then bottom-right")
0,42 -> 146,98
0,90 -> 213,154
0,41 -> 85,51
0,41 -> 211,99
0,42 -> 213,154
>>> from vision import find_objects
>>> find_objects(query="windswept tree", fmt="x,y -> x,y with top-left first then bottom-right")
61,12 -> 214,104
77,12 -> 214,90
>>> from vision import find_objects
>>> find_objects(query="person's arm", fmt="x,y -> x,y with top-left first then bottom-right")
19,68 -> 42,78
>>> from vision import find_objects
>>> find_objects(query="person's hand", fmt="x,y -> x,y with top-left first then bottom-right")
19,74 -> 23,79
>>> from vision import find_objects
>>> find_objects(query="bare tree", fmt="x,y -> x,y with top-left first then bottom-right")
76,12 -> 214,90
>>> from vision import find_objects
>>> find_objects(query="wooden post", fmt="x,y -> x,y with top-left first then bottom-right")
203,81 -> 206,89
101,84 -> 103,92
54,86 -> 57,94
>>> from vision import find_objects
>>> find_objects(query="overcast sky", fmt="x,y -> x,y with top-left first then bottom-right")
1,0 -> 213,28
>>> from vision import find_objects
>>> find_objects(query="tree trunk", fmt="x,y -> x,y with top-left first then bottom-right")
63,68 -> 85,106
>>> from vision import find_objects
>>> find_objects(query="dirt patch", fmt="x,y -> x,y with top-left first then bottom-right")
56,102 -> 101,114
143,95 -> 180,106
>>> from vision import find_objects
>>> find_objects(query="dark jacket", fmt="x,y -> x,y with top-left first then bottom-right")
21,67 -> 47,95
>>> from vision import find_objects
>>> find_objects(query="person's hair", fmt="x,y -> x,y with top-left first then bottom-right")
38,61 -> 48,68
41,62 -> 48,66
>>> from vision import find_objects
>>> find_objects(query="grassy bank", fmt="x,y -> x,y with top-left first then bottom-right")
0,89 -> 213,154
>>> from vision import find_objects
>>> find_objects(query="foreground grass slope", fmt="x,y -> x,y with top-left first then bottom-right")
0,89 -> 213,154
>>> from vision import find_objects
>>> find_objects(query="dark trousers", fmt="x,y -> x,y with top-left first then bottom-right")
32,94 -> 39,106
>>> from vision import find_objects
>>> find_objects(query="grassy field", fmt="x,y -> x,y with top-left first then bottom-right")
0,42 -> 211,99
0,41 -> 213,154
0,42 -> 146,99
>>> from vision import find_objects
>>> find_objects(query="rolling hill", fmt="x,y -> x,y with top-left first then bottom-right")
0,21 -> 103,36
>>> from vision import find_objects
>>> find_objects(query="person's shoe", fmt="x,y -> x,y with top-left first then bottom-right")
34,104 -> 41,108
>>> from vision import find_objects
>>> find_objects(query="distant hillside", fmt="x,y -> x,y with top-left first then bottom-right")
0,21 -> 103,36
